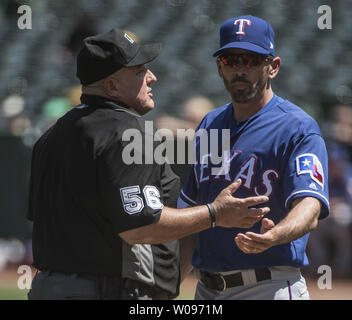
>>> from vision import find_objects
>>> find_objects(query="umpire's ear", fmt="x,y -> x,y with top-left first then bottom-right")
216,58 -> 224,78
268,56 -> 281,79
103,75 -> 121,99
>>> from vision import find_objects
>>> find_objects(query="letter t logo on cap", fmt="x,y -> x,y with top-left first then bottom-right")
234,19 -> 252,36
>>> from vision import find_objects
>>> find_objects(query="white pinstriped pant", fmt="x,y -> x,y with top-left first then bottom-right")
194,266 -> 310,300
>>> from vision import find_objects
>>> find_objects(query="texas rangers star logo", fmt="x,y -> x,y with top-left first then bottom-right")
296,153 -> 324,188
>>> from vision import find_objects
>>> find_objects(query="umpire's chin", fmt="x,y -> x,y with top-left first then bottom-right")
132,96 -> 155,115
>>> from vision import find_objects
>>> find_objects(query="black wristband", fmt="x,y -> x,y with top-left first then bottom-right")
206,203 -> 216,228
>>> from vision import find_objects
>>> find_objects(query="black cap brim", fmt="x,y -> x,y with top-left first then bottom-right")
125,43 -> 162,67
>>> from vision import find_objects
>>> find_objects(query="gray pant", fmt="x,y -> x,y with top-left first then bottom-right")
194,266 -> 310,300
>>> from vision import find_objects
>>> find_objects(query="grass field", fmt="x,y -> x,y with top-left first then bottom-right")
1,267 -> 351,300
0,268 -> 29,300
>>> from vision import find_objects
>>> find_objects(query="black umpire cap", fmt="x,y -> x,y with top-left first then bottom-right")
76,28 -> 161,85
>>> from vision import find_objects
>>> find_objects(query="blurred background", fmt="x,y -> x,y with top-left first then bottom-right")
0,0 -> 351,299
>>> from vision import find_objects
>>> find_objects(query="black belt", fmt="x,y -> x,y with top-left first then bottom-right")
199,267 -> 271,292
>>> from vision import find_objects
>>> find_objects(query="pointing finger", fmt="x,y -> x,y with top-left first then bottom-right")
227,179 -> 242,194
242,196 -> 269,207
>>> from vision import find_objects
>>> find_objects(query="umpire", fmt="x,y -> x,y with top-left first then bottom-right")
27,28 -> 270,300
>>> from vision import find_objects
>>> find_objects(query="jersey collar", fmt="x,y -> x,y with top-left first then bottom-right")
79,94 -> 142,117
80,94 -> 129,110
228,94 -> 280,137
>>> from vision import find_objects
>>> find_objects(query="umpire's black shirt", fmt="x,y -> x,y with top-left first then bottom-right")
27,94 -> 181,298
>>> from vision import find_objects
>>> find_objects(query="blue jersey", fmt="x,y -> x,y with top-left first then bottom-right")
179,94 -> 329,272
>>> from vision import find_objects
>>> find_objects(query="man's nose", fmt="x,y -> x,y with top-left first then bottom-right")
147,69 -> 157,83
233,66 -> 248,77
233,58 -> 249,73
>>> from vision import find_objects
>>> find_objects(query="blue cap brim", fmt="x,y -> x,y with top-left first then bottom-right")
213,42 -> 272,57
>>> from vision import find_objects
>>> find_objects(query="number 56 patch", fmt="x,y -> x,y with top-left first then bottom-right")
296,153 -> 324,189
120,185 -> 163,215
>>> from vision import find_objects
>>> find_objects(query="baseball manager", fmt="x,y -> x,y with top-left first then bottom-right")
178,15 -> 330,300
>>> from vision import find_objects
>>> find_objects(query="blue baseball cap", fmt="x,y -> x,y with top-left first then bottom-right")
213,15 -> 275,57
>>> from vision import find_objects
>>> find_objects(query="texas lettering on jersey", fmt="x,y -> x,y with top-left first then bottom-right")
197,150 -> 279,197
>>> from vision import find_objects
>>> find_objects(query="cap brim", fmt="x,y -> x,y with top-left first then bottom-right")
126,43 -> 162,67
213,42 -> 271,57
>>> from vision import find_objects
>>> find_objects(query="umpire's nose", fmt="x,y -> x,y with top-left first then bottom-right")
147,69 -> 157,84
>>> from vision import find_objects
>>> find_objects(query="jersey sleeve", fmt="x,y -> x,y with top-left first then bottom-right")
283,133 -> 329,219
97,137 -> 166,234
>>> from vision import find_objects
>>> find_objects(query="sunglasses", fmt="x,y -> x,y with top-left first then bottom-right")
218,53 -> 273,68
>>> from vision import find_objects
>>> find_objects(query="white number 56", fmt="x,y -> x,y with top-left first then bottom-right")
120,185 -> 163,215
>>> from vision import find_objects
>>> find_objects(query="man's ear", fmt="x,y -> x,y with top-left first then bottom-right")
269,57 -> 281,79
103,77 -> 119,97
216,58 -> 223,78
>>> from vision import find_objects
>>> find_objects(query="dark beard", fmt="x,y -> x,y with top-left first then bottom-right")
224,71 -> 269,103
